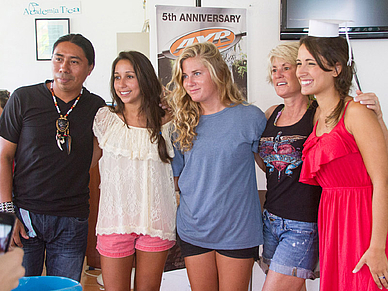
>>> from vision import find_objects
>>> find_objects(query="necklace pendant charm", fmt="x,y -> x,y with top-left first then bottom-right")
56,133 -> 65,151
56,116 -> 69,134
51,82 -> 82,155
65,135 -> 72,155
55,116 -> 71,153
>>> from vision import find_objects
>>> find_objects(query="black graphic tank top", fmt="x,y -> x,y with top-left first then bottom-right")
259,101 -> 321,222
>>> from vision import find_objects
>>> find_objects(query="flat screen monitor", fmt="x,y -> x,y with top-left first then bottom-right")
280,0 -> 388,40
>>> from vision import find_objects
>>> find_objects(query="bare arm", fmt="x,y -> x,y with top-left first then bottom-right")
354,90 -> 388,149
0,248 -> 25,291
255,105 -> 277,172
174,176 -> 180,192
0,137 -> 16,204
346,102 -> 388,290
254,152 -> 266,172
0,137 -> 29,247
90,136 -> 102,169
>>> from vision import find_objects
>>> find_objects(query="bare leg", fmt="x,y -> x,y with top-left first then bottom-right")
216,253 -> 254,291
100,254 -> 135,291
262,269 -> 305,291
184,251 -> 218,291
134,249 -> 169,291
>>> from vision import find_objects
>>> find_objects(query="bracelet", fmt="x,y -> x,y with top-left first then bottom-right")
0,201 -> 15,213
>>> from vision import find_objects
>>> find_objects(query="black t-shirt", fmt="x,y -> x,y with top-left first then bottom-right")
0,81 -> 105,218
259,101 -> 321,222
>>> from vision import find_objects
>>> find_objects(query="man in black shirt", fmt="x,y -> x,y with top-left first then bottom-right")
0,34 -> 105,281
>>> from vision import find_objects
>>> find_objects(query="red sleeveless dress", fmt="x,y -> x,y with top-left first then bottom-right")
300,101 -> 388,291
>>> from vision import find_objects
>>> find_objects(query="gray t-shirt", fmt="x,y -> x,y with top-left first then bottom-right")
172,103 -> 267,249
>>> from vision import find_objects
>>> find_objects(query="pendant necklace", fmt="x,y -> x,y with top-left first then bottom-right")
50,81 -> 83,154
274,101 -> 311,126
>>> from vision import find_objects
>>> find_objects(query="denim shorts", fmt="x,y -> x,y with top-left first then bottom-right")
259,209 -> 319,279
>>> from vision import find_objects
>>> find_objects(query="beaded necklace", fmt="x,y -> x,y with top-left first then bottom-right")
50,81 -> 83,154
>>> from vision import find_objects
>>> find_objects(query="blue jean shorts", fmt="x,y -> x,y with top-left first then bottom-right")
259,209 -> 319,279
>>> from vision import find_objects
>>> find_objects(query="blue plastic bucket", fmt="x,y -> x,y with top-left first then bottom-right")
12,276 -> 82,291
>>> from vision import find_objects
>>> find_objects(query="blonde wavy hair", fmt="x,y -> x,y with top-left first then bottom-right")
266,41 -> 300,84
167,42 -> 245,152
267,41 -> 315,103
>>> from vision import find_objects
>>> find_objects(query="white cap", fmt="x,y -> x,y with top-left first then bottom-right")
307,19 -> 353,66
308,19 -> 347,37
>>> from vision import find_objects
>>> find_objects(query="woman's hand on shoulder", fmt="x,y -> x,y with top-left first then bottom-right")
159,101 -> 171,112
353,90 -> 383,120
345,99 -> 378,135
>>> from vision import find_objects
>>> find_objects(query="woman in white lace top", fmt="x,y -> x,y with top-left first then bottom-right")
92,51 -> 176,291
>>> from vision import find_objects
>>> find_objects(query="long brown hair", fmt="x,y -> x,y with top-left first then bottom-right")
110,51 -> 172,163
299,36 -> 354,126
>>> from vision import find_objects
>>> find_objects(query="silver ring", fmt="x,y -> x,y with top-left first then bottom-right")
379,276 -> 386,280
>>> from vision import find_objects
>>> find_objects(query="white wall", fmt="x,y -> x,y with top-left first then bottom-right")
1,0 -> 146,101
3,1 -> 387,189
1,2 -> 386,287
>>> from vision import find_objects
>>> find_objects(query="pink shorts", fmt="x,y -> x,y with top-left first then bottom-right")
96,233 -> 175,258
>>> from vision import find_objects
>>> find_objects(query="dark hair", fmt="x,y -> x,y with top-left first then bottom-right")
0,90 -> 10,109
110,51 -> 172,163
52,34 -> 95,67
299,36 -> 354,125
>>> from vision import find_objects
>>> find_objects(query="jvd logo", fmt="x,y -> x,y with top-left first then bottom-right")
169,28 -> 236,57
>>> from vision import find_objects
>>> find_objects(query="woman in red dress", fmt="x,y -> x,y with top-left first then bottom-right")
297,36 -> 388,291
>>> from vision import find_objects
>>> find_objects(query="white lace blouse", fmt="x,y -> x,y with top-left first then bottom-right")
93,107 -> 176,241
